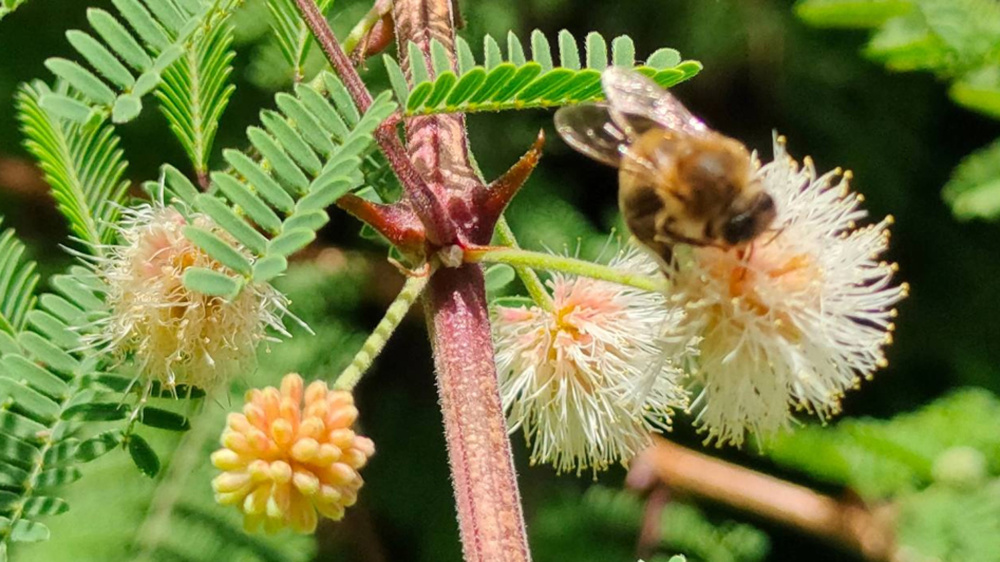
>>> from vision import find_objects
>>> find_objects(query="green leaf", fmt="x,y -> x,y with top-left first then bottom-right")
182,226 -> 252,275
61,402 -> 128,422
0,411 -> 45,442
0,433 -> 38,464
0,378 -> 59,421
194,194 -> 269,255
531,30 -> 553,71
484,264 -> 516,293
45,0 -> 219,124
17,83 -> 130,251
157,13 -> 236,175
585,32 -> 608,70
423,72 -> 458,109
389,31 -> 701,116
0,223 -> 39,336
446,68 -> 487,107
253,255 -> 288,283
384,54 -> 410,108
611,35 -> 635,67
265,0 -> 332,81
35,467 -> 81,488
0,519 -> 49,543
0,355 -> 69,400
211,172 -> 283,234
75,430 -> 123,462
44,59 -> 116,106
951,66 -> 1000,120
224,150 -> 296,213
138,407 -> 190,431
18,332 -> 79,375
65,31 -> 135,89
127,435 -> 160,478
0,0 -> 31,21
267,229 -> 316,257
943,138 -> 1000,220
182,268 -> 243,299
558,30 -> 581,70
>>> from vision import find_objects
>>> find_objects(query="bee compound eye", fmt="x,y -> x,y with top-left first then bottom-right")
723,213 -> 756,245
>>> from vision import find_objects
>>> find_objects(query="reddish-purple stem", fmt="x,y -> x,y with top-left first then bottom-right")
291,0 -> 532,561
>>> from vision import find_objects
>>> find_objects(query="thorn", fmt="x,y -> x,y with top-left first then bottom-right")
336,194 -> 427,259
482,129 -> 546,227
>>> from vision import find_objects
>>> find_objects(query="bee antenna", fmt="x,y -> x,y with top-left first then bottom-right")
762,225 -> 786,246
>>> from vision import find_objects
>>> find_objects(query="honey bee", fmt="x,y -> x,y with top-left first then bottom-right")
555,67 -> 777,265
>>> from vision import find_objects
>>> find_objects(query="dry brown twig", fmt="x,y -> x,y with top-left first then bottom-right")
629,437 -> 899,562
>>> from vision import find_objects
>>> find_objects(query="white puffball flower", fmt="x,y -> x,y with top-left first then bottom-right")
492,245 -> 693,475
84,202 -> 288,392
670,134 -> 908,447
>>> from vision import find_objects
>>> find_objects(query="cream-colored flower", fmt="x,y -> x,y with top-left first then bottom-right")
85,202 -> 286,391
492,246 -> 692,474
212,373 -> 375,534
670,134 -> 907,447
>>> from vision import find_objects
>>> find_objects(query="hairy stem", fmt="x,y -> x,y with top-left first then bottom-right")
465,245 -> 668,293
424,265 -> 530,562
393,0 -> 531,559
334,273 -> 429,390
493,218 -> 553,310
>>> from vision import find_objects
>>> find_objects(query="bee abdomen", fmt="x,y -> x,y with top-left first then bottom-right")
619,181 -> 673,266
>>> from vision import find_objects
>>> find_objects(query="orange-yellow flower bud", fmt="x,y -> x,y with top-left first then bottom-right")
211,373 -> 375,534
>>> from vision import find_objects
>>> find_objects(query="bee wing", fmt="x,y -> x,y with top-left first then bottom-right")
601,66 -> 708,137
554,103 -> 632,167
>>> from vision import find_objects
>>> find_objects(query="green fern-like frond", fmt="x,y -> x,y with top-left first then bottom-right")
385,30 -> 702,116
17,83 -> 130,252
0,263 -> 200,551
0,0 -> 30,21
160,71 -> 396,298
0,270 -> 114,551
41,0 -> 236,125
265,0 -> 332,82
0,222 -> 39,337
767,388 -> 1000,499
157,9 -> 237,178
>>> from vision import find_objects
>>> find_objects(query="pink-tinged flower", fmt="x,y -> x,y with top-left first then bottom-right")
670,134 -> 908,447
85,202 -> 287,391
492,247 -> 692,474
211,373 -> 375,534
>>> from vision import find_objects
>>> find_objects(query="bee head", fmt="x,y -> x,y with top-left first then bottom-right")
721,189 -> 777,246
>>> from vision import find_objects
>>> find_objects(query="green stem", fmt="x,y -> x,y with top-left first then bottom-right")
466,245 -> 667,293
334,273 -> 429,390
342,2 -> 384,56
493,217 -> 554,311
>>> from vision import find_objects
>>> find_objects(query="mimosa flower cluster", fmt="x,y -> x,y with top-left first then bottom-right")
85,203 -> 286,391
492,135 -> 906,469
493,247 -> 692,474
